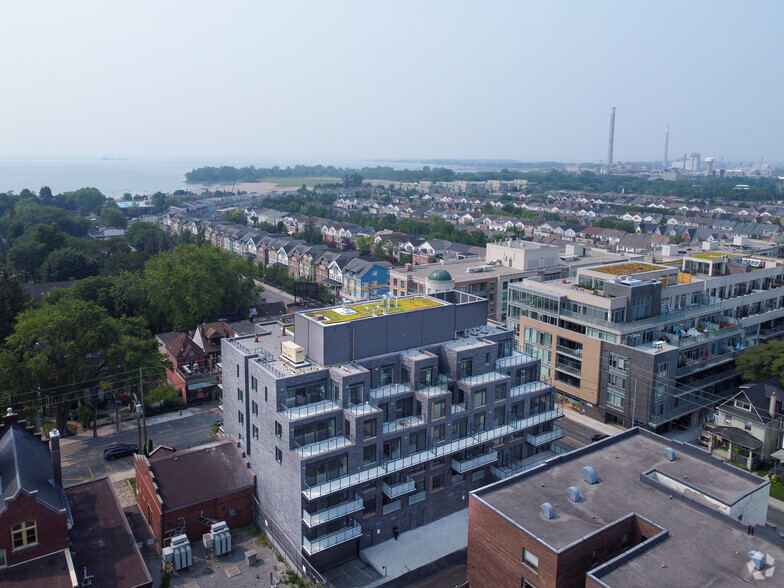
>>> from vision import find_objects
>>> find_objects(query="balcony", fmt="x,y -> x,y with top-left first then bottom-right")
383,415 -> 425,435
382,499 -> 402,515
295,436 -> 351,459
460,371 -> 509,387
370,383 -> 412,402
301,406 -> 563,500
490,450 -> 556,479
302,494 -> 363,528
510,380 -> 551,399
554,362 -> 581,377
416,382 -> 450,398
526,426 -> 563,447
451,449 -> 498,473
675,348 -> 743,377
382,477 -> 416,499
556,344 -> 583,360
674,324 -> 743,348
408,490 -> 426,505
496,352 -> 537,371
281,400 -> 341,421
302,520 -> 362,555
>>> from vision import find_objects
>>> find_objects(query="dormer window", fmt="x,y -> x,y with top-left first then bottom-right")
733,400 -> 752,412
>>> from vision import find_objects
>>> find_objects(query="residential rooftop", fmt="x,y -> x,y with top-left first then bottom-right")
304,296 -> 445,324
588,262 -> 668,276
473,428 -> 780,586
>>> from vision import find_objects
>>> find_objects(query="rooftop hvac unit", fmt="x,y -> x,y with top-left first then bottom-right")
567,486 -> 581,502
170,534 -> 192,570
162,546 -> 174,564
664,448 -> 677,461
202,532 -> 214,550
582,465 -> 598,485
748,550 -> 765,571
210,521 -> 232,556
541,502 -> 555,519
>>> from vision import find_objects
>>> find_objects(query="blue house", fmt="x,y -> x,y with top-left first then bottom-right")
341,258 -> 392,301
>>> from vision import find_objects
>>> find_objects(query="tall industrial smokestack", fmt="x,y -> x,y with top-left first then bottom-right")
663,125 -> 669,169
607,107 -> 616,168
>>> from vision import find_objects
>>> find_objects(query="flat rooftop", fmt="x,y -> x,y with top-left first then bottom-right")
588,262 -> 668,276
389,258 -> 528,280
304,296 -> 445,324
473,428 -> 780,586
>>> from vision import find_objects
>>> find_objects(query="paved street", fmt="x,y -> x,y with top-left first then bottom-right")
60,402 -> 221,487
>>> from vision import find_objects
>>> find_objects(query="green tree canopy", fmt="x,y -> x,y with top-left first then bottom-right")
736,341 -> 784,386
143,244 -> 260,331
125,221 -> 175,255
0,268 -> 30,343
4,297 -> 161,433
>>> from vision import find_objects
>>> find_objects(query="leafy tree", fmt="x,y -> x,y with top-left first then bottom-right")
39,186 -> 53,204
100,204 -> 128,229
64,187 -> 107,214
220,210 -> 247,225
594,217 -> 618,229
356,236 -> 373,256
0,268 -> 30,343
301,220 -> 323,244
616,221 -> 636,234
125,221 -> 174,255
39,248 -> 98,281
144,244 -> 260,331
4,298 -> 161,434
736,341 -> 784,385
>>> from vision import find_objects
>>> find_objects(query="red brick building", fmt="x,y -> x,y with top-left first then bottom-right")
135,439 -> 255,547
467,428 -> 779,587
156,331 -> 218,404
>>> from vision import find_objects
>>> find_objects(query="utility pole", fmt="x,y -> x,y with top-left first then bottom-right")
139,367 -> 147,449
114,393 -> 120,433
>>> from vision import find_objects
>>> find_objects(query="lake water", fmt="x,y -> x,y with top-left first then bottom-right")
0,157 -> 459,198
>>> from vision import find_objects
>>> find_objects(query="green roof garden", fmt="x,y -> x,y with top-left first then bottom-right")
590,262 -> 667,276
305,296 -> 445,324
689,252 -> 739,260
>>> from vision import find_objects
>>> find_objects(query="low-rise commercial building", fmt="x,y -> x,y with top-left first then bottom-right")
468,428 -> 777,588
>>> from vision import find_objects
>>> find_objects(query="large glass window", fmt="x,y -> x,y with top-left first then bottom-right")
293,418 -> 336,447
348,383 -> 364,405
363,419 -> 377,439
363,444 -> 377,464
305,455 -> 348,486
12,521 -> 37,550
285,380 -> 330,408
458,358 -> 473,379
419,367 -> 433,387
474,389 -> 486,407
432,399 -> 446,419
409,431 -> 426,453
383,438 -> 402,460
380,364 -> 394,386
432,424 -> 445,443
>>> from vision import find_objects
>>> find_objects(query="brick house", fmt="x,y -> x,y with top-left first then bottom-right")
157,331 -> 214,403
134,439 -> 255,547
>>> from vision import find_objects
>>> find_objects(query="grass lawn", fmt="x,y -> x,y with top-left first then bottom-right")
306,296 -> 444,324
42,421 -> 77,436
127,477 -> 136,493
771,483 -> 784,501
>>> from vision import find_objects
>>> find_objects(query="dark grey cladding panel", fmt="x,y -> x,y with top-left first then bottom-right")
454,298 -> 488,333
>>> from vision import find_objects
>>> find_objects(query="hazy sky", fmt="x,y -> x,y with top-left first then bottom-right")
1,1 -> 781,164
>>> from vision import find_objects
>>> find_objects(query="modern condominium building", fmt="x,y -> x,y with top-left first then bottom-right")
507,250 -> 784,431
221,291 -> 562,573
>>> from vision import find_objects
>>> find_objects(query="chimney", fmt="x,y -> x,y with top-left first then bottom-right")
3,407 -> 18,427
770,391 -> 777,419
49,429 -> 63,487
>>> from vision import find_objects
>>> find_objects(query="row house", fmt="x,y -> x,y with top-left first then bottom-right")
340,259 -> 392,301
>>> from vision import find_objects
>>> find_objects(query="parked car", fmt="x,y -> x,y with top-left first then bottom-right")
591,434 -> 610,443
103,443 -> 139,460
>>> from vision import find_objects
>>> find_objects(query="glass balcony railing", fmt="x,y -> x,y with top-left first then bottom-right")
675,348 -> 743,377
280,400 -> 341,421
496,352 -> 537,370
408,490 -> 426,505
451,449 -> 498,473
382,477 -> 416,499
556,344 -> 583,359
301,406 -> 563,500
383,415 -> 425,435
526,426 -> 563,447
382,500 -> 402,515
510,380 -> 551,399
302,521 -> 362,555
416,382 -> 450,398
490,450 -> 556,479
302,494 -> 363,528
370,383 -> 413,401
295,436 -> 351,459
460,371 -> 509,387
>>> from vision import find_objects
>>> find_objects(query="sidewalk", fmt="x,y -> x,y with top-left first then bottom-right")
559,404 -> 625,437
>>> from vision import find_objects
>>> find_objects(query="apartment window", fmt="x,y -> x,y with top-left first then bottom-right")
251,400 -> 258,416
363,419 -> 377,439
522,579 -> 536,588
522,548 -> 539,573
452,418 -> 468,439
734,400 -> 752,411
401,366 -> 411,385
409,430 -> 426,453
380,364 -> 394,386
252,425 -> 259,440
275,421 -> 282,438
432,399 -> 446,420
419,368 -> 433,387
363,495 -> 376,515
349,383 -> 364,405
494,383 -> 507,401
275,447 -> 283,465
264,386 -> 268,402
12,521 -> 37,550
473,412 -> 485,432
363,444 -> 377,465
251,376 -> 258,391
431,472 -> 445,491
432,424 -> 445,443
458,358 -> 473,379
474,389 -> 486,407
494,406 -> 506,426
238,411 -> 244,425
0,548 -> 5,568
237,387 -> 243,401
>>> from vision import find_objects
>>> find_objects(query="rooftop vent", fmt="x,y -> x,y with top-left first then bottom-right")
748,550 -> 765,571
664,447 -> 677,461
567,486 -> 581,502
541,502 -> 555,519
582,465 -> 598,485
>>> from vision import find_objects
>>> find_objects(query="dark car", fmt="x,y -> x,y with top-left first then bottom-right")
591,434 -> 610,443
103,443 -> 139,460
